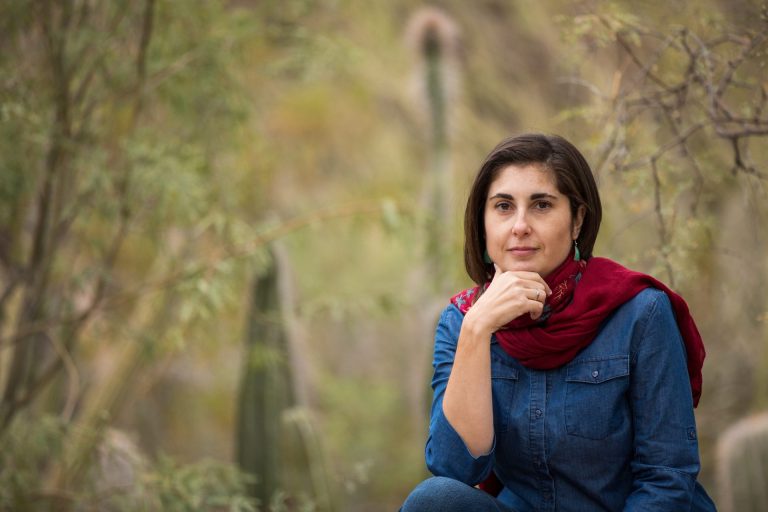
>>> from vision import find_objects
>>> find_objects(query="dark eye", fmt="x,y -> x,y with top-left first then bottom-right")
534,201 -> 552,210
495,201 -> 513,211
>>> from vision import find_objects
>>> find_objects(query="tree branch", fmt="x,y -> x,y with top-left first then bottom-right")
650,158 -> 675,287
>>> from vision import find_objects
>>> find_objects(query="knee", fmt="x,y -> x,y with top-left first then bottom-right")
401,476 -> 480,512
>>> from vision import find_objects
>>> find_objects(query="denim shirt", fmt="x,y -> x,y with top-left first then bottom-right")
425,288 -> 716,511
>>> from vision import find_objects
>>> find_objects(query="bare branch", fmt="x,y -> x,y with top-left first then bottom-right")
659,109 -> 705,214
606,19 -> 674,92
47,332 -> 80,422
730,137 -> 767,179
619,123 -> 705,172
714,32 -> 766,103
132,0 -> 155,120
650,158 -> 675,287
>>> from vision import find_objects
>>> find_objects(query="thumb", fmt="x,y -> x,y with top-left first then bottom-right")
493,263 -> 502,276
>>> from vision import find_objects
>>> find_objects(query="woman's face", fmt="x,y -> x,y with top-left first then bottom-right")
484,163 -> 584,278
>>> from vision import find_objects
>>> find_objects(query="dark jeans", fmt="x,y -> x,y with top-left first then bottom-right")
401,477 -> 517,512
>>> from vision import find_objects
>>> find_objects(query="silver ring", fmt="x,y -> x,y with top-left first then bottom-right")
535,290 -> 541,301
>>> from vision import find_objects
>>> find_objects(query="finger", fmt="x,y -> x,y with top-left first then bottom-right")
493,263 -> 501,276
528,300 -> 545,320
505,271 -> 552,294
526,288 -> 546,303
507,277 -> 549,296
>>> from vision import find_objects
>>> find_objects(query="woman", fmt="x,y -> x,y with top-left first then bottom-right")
401,134 -> 716,511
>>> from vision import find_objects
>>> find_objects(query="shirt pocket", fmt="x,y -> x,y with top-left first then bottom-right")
491,353 -> 519,433
564,355 -> 630,440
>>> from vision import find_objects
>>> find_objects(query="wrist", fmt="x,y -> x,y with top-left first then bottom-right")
463,309 -> 494,339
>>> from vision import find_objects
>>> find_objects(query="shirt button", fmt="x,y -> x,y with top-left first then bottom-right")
535,408 -> 542,418
687,428 -> 697,440
592,370 -> 599,379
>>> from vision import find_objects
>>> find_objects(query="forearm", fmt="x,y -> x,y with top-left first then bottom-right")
442,316 -> 494,457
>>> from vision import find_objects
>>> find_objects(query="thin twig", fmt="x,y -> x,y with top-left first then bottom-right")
618,123 -> 705,172
46,332 -> 80,422
650,158 -> 675,287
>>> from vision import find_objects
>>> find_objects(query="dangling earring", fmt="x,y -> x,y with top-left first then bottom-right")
483,250 -> 492,264
573,240 -> 581,262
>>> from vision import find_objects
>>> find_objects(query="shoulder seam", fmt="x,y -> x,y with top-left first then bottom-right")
631,289 -> 664,365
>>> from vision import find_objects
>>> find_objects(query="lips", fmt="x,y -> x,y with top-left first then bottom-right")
506,247 -> 539,259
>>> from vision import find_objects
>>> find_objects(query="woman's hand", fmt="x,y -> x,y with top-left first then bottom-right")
465,264 -> 552,334
443,264 -> 552,457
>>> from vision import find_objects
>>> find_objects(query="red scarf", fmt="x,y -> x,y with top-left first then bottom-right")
451,255 -> 705,405
450,255 -> 706,496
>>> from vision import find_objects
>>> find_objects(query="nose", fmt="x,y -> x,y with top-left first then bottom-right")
511,209 -> 531,236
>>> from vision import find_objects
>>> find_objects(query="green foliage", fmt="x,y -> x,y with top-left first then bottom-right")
141,456 -> 256,512
1,0 -> 766,509
0,414 -> 256,512
0,414 -> 67,509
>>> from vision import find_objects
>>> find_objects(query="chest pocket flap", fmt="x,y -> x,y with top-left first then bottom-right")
491,353 -> 519,380
566,356 -> 629,384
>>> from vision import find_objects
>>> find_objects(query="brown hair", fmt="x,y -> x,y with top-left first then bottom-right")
464,133 -> 602,285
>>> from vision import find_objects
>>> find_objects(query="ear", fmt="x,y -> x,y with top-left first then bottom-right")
572,205 -> 586,240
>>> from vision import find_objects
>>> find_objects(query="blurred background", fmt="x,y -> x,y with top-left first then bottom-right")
1,0 -> 766,510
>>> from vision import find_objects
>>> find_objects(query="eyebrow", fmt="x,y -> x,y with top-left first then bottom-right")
488,192 -> 559,201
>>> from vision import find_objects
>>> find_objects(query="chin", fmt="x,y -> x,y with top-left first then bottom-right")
502,262 -> 541,274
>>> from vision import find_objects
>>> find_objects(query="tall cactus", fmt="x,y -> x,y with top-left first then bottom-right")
403,6 -> 462,438
235,246 -> 335,510
236,249 -> 294,506
283,406 -> 335,511
407,6 -> 460,294
716,411 -> 768,511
